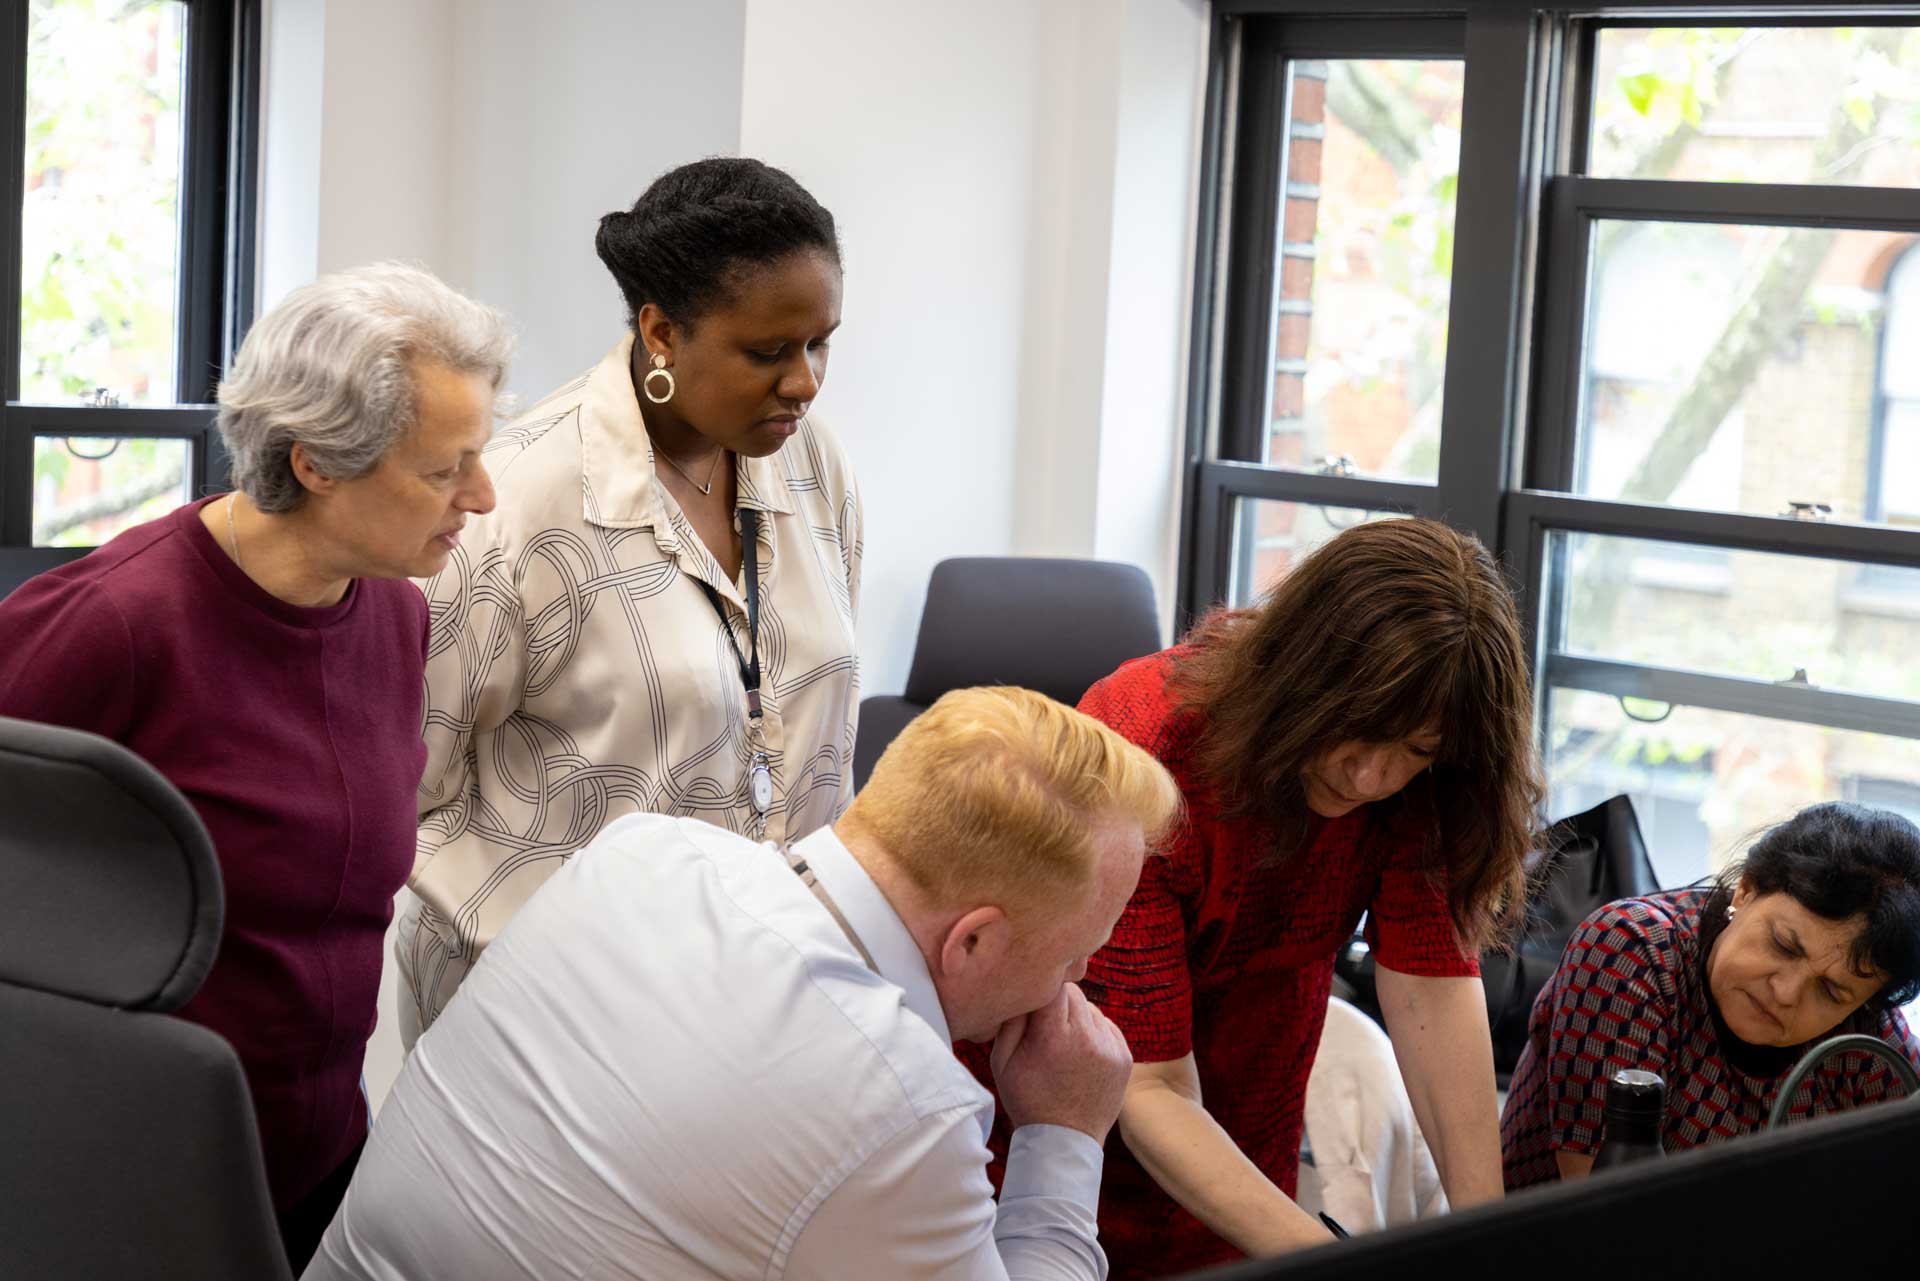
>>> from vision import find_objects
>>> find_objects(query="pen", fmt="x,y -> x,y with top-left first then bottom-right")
1319,1211 -> 1352,1239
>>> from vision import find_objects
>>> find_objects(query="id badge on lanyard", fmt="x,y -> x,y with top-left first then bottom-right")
697,508 -> 774,826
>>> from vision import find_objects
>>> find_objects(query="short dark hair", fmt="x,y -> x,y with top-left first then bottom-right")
1718,801 -> 1920,1010
594,157 -> 840,329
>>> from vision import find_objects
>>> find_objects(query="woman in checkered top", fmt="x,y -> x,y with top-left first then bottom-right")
1502,802 -> 1920,1187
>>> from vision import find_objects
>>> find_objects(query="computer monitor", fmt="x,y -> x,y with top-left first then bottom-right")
1173,1097 -> 1919,1279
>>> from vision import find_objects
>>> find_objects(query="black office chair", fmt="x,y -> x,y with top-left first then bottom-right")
0,717 -> 291,1281
852,556 -> 1164,791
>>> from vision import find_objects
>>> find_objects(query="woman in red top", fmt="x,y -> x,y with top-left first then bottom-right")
965,517 -> 1544,1278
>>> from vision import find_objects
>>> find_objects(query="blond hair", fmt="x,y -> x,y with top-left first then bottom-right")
844,686 -> 1182,907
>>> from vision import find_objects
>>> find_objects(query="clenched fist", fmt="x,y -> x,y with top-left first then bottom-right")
989,983 -> 1134,1143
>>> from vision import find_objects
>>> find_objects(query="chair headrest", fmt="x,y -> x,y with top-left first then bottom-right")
902,557 -> 1163,708
0,717 -> 222,1011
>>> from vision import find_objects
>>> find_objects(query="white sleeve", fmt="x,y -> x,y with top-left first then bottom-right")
783,1112 -> 1107,1281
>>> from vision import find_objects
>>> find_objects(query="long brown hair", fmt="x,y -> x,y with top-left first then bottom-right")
1171,517 -> 1545,951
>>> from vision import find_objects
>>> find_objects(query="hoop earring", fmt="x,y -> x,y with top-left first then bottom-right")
642,351 -> 676,405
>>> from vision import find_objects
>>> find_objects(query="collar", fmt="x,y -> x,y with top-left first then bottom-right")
789,825 -> 951,1046
575,334 -> 798,529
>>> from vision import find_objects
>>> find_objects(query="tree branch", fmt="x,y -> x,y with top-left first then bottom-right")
33,461 -> 185,544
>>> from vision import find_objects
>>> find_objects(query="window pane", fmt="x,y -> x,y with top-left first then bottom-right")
1551,530 -> 1920,705
1575,220 -> 1920,525
1229,499 -> 1402,607
1263,59 -> 1462,483
1546,687 -> 1920,889
21,0 -> 187,406
1588,26 -> 1920,188
32,434 -> 190,546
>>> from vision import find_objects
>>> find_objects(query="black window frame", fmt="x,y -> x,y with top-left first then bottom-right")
0,0 -> 258,591
1183,2 -> 1548,618
1184,0 -> 1920,789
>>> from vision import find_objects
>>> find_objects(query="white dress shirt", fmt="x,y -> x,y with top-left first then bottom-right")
307,814 -> 1107,1281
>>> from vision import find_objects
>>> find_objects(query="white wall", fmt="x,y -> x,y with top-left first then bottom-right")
256,0 -> 324,305
742,0 -> 1046,694
260,0 -> 455,308
741,0 -> 1208,694
262,0 -> 745,398
1093,0 -> 1209,597
441,1 -> 746,401
1011,0 -> 1208,608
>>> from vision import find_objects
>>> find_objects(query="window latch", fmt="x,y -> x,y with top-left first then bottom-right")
1316,454 -> 1357,478
1783,500 -> 1832,521
83,387 -> 123,409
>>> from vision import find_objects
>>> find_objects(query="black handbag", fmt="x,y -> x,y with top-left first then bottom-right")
1333,794 -> 1662,1078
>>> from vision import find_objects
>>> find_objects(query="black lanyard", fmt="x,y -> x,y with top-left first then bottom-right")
697,507 -> 762,719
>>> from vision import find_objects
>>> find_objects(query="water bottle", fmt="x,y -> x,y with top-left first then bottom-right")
1592,1069 -> 1666,1170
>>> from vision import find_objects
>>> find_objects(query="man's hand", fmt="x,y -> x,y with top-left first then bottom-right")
989,983 -> 1134,1142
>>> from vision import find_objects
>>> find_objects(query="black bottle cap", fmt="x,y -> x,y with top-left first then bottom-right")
1606,1069 -> 1665,1116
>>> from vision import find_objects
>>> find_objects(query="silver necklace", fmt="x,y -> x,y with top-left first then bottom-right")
225,493 -> 245,570
655,444 -> 724,496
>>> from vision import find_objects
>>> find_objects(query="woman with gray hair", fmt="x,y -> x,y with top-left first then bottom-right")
0,261 -> 508,1274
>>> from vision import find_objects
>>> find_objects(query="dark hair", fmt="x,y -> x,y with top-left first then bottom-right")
594,157 -> 840,329
1170,517 -> 1546,951
1710,802 -> 1920,1010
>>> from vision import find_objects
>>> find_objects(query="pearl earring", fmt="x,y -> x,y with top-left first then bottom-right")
1725,904 -> 1737,922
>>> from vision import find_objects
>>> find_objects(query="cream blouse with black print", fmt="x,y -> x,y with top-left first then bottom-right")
399,335 -> 862,1036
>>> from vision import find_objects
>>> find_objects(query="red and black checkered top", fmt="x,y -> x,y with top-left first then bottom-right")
955,648 -> 1477,1280
1500,887 -> 1920,1189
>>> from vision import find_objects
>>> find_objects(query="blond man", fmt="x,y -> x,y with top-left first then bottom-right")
309,687 -> 1181,1281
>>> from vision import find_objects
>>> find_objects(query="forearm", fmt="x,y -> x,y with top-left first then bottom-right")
1377,968 -> 1504,1207
1118,1082 -> 1329,1255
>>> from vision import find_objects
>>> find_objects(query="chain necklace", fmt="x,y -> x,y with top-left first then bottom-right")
654,444 -> 725,496
226,492 -> 246,570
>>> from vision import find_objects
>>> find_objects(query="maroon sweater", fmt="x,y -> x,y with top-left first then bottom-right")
0,496 -> 426,1210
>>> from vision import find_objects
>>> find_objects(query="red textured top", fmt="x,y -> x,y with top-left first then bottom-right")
0,497 -> 427,1211
957,648 -> 1478,1279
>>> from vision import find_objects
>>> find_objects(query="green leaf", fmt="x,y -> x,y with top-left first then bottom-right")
1619,71 -> 1660,117
1842,92 -> 1875,134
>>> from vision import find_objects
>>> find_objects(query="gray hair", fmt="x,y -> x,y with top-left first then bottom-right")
218,262 -> 514,513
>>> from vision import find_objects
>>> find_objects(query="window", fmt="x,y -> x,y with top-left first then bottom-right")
1184,7 -> 1920,889
0,0 -> 257,594
1228,500 -> 1402,608
1185,16 -> 1475,613
1873,243 -> 1920,528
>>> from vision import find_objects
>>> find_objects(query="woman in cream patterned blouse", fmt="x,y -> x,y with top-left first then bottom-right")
399,159 -> 861,1037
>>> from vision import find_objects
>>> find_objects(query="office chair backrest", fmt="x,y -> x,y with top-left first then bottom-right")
853,557 -> 1164,791
901,557 -> 1163,707
0,716 -> 292,1281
